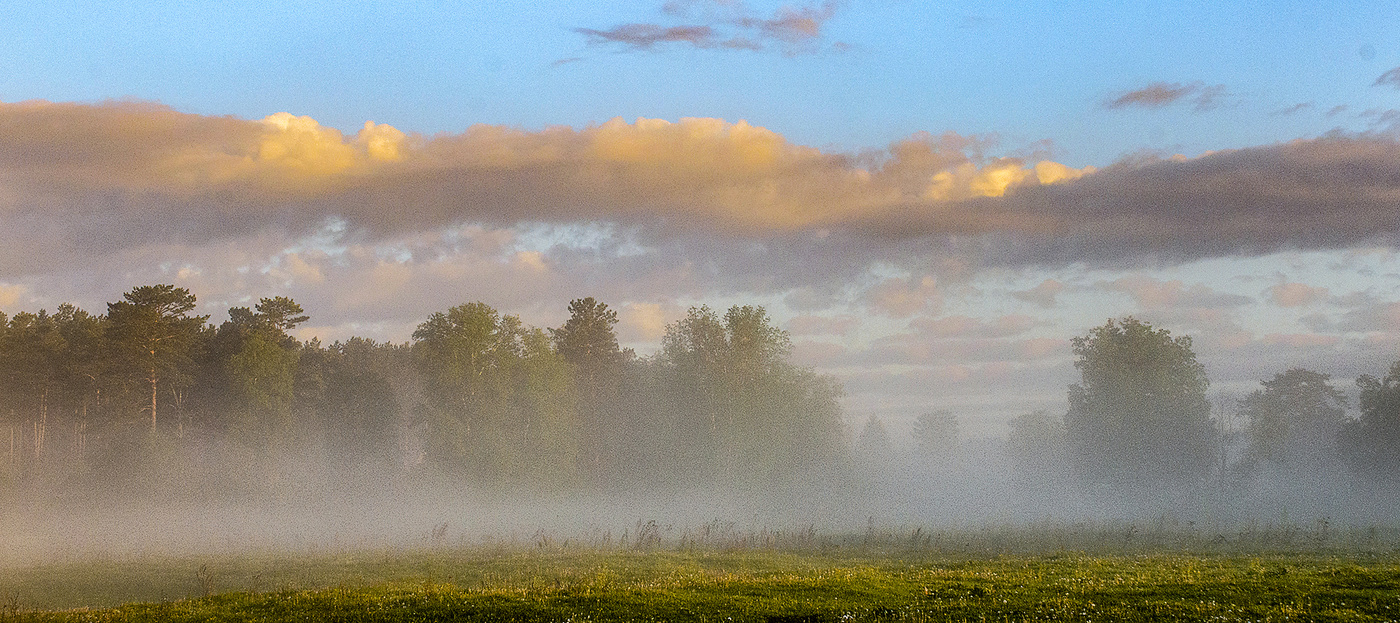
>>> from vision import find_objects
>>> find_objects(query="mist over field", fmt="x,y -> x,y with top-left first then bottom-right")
5,5 -> 1400,579
3,289 -> 1400,570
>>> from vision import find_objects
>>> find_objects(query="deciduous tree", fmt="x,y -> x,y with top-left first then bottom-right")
1065,317 -> 1214,489
1239,368 -> 1346,472
1343,361 -> 1400,480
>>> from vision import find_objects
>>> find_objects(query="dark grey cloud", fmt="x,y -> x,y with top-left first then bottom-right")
576,1 -> 841,55
1104,81 -> 1229,112
1010,279 -> 1063,308
573,24 -> 717,50
946,137 -> 1400,267
1358,108 -> 1400,130
1272,102 -> 1314,116
1374,66 -> 1400,89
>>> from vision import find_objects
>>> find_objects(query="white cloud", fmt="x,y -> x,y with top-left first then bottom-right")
1267,282 -> 1328,307
1011,278 -> 1063,308
866,275 -> 940,318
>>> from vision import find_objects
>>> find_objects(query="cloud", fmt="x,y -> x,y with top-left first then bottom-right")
1374,66 -> 1400,89
1358,108 -> 1400,131
1272,102 -> 1314,116
1011,279 -> 1063,308
12,99 -> 1400,287
0,284 -> 27,308
577,1 -> 842,55
1267,282 -> 1328,307
853,332 -> 1067,368
1103,276 -> 1253,309
1338,300 -> 1400,333
574,24 -> 717,50
617,301 -> 683,343
908,314 -> 1038,339
866,275 -> 940,318
1259,332 -> 1340,348
1103,81 -> 1229,112
787,314 -> 857,336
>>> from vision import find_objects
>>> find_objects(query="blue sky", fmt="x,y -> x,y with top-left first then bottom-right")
4,1 -> 1400,439
7,1 -> 1397,162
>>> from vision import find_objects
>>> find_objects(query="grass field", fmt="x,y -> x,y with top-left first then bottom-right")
2,522 -> 1399,622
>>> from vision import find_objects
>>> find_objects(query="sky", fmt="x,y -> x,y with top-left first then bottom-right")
3,1 -> 1400,439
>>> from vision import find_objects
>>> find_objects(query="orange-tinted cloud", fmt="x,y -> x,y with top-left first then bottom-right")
7,99 -> 1400,280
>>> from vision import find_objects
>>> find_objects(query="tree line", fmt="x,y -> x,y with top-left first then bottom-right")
1003,317 -> 1400,504
0,286 -> 845,496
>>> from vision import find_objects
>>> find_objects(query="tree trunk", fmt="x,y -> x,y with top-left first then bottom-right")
37,387 -> 46,459
149,359 -> 158,433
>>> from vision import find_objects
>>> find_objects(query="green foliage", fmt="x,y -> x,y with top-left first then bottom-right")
225,332 -> 299,448
1066,317 -> 1215,490
252,296 -> 309,340
0,290 -> 849,496
659,305 -> 842,486
1239,368 -> 1347,472
1344,360 -> 1400,479
310,337 -> 403,472
105,285 -> 208,433
413,302 -> 580,486
551,297 -> 630,483
551,297 -> 626,369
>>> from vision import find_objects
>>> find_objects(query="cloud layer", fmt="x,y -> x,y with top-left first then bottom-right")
6,100 -> 1400,437
7,100 -> 1400,282
1104,81 -> 1228,112
576,0 -> 843,55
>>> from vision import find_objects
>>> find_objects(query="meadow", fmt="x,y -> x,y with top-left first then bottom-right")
2,520 -> 1399,622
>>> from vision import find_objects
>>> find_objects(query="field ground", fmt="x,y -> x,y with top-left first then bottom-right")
2,523 -> 1399,622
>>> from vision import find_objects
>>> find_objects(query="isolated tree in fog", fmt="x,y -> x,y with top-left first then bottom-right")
911,410 -> 958,457
105,285 -> 208,432
1238,368 -> 1346,471
856,415 -> 893,463
1342,360 -> 1400,479
1065,317 -> 1214,488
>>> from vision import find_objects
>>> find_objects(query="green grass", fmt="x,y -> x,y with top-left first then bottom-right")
3,533 -> 1400,622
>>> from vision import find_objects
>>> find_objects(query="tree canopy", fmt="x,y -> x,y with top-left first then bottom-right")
1239,368 -> 1346,471
1065,317 -> 1215,489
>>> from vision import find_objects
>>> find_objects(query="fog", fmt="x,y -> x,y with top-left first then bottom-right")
4,413 -> 1399,570
3,296 -> 1400,570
